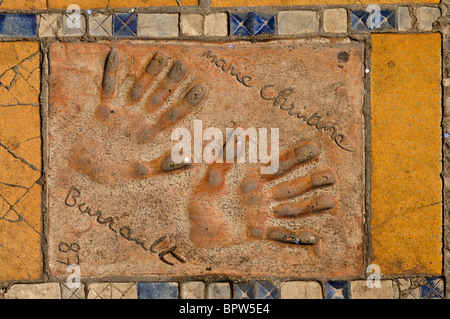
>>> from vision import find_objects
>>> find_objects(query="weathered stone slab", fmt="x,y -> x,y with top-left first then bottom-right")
48,39 -> 364,278
0,42 -> 42,281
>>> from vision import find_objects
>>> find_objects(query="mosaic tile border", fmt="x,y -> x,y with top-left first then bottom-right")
0,5 -> 442,38
1,278 -> 444,299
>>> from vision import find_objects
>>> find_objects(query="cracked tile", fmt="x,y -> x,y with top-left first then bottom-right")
0,105 -> 41,170
62,13 -> 86,37
138,282 -> 178,299
13,183 -> 42,232
89,14 -> 112,36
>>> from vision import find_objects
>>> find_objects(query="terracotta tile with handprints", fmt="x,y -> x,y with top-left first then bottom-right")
48,40 -> 364,278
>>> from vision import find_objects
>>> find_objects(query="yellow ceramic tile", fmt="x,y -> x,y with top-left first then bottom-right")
0,42 -> 42,281
0,43 -> 40,107
48,0 -> 108,9
0,106 -> 41,170
211,0 -> 438,5
0,0 -> 46,9
13,184 -> 42,239
109,0 -> 197,7
371,33 -> 442,275
0,217 -> 42,281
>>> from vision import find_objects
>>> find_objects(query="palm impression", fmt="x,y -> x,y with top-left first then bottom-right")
48,41 -> 364,277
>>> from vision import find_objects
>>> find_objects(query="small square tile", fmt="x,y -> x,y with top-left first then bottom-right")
351,10 -> 396,31
234,281 -> 279,299
255,281 -> 280,299
208,283 -> 231,299
61,283 -> 86,299
38,14 -> 62,37
0,14 -> 37,37
138,14 -> 178,37
89,14 -> 112,36
397,7 -> 412,32
138,282 -> 178,299
113,13 -> 138,37
62,13 -> 86,36
234,282 -> 255,299
420,278 -> 444,299
87,283 -> 137,299
230,12 -> 276,36
181,281 -> 205,299
325,281 -> 351,299
417,7 -> 441,31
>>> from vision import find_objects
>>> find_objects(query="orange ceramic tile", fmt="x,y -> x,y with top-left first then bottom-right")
0,42 -> 42,281
0,0 -> 46,10
109,0 -> 198,8
211,0 -> 438,5
371,33 -> 442,275
48,0 -> 108,9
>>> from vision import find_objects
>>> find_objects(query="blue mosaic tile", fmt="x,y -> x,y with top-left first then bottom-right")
230,12 -> 276,36
325,281 -> 351,299
113,13 -> 138,37
137,282 -> 178,299
234,282 -> 255,299
420,278 -> 444,299
255,281 -> 280,299
351,9 -> 396,31
234,281 -> 280,299
0,14 -> 37,37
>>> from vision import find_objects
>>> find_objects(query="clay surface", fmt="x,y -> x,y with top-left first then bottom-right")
47,39 -> 364,278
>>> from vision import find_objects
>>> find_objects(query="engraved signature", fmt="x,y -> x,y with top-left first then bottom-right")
260,85 -> 353,152
64,186 -> 186,266
201,50 -> 253,88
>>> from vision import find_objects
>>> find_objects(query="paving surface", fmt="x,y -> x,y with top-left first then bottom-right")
371,33 -> 442,275
0,42 -> 42,281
